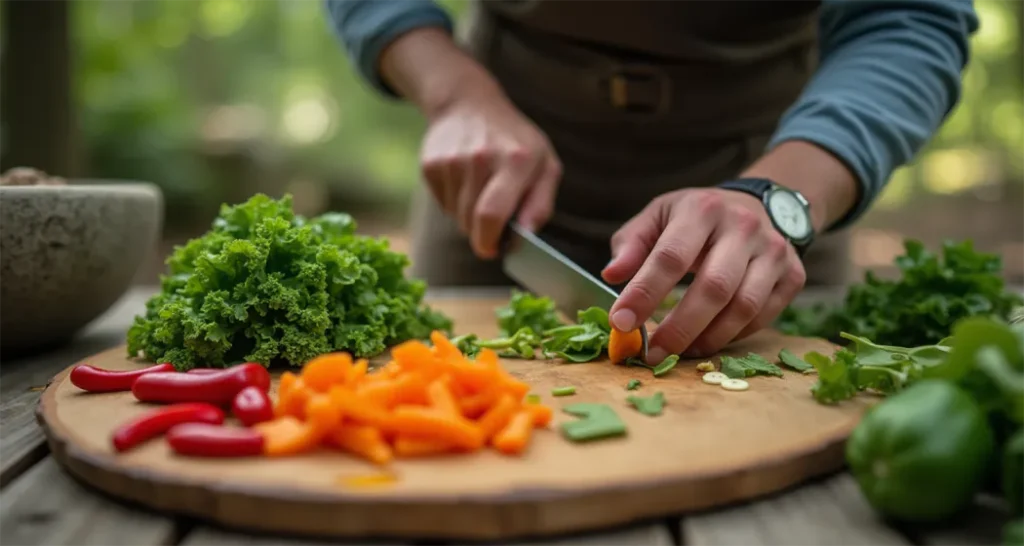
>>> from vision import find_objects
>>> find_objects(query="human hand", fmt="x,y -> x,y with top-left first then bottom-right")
420,90 -> 562,260
601,188 -> 807,364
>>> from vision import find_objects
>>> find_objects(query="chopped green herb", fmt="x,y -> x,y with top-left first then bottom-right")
541,322 -> 609,363
525,394 -> 541,404
653,354 -> 680,377
626,379 -> 642,390
720,353 -> 784,379
552,386 -> 577,397
477,327 -> 541,359
561,403 -> 628,442
450,334 -> 481,358
627,392 -> 666,416
778,348 -> 815,374
496,290 -> 564,337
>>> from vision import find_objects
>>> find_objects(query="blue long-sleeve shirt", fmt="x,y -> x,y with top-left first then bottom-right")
325,0 -> 979,229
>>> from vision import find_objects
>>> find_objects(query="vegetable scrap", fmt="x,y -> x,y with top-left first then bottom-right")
626,392 -> 665,416
624,354 -> 680,377
560,404 -> 627,442
126,194 -> 452,370
778,349 -> 815,374
720,353 -> 783,380
695,361 -> 715,373
338,473 -> 398,489
720,379 -> 749,392
551,386 -> 576,397
701,372 -> 728,385
608,328 -> 643,364
626,379 -> 642,391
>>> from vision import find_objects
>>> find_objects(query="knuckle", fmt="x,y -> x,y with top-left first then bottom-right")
625,281 -> 660,308
764,233 -> 789,259
733,291 -> 763,320
732,207 -> 761,236
786,262 -> 808,289
506,147 -> 533,166
651,245 -> 690,275
700,272 -> 735,305
547,158 -> 564,180
697,192 -> 724,216
653,321 -> 693,355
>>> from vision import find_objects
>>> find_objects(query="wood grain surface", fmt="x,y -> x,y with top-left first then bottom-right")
36,297 -> 874,542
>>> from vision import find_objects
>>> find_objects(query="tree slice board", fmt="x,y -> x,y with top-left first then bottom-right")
37,297 -> 874,541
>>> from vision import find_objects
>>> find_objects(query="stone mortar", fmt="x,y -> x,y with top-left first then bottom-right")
0,182 -> 163,356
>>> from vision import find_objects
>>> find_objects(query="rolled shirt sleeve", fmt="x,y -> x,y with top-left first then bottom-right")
768,0 -> 980,230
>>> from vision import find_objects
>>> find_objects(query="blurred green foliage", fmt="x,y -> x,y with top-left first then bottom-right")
71,0 -> 1021,221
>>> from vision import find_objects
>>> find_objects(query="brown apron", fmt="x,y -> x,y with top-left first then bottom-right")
408,0 -> 851,288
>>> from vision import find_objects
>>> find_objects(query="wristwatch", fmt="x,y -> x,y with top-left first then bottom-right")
717,177 -> 815,256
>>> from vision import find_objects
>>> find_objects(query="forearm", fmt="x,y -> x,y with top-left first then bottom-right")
765,0 -> 979,230
378,28 -> 504,120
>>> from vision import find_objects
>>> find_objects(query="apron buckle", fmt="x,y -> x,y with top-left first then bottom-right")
603,66 -> 672,114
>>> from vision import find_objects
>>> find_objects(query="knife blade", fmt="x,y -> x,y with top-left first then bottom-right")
500,221 -> 648,361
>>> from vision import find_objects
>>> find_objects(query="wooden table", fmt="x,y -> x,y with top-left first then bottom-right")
0,287 -> 1008,546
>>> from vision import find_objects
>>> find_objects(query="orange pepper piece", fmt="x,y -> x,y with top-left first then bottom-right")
300,352 -> 352,392
492,410 -> 533,455
328,386 -> 393,431
458,386 -> 500,419
329,425 -> 393,466
429,331 -> 462,360
275,377 -> 312,419
477,394 -> 518,440
259,394 -> 341,456
427,377 -> 460,415
390,406 -> 484,451
608,328 -> 643,364
524,402 -> 554,427
346,359 -> 369,386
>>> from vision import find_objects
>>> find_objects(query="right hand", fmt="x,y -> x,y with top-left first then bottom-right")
420,89 -> 562,260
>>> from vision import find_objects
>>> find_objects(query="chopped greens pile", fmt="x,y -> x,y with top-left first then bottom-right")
776,239 -> 1023,347
126,194 -> 452,370
720,353 -> 784,379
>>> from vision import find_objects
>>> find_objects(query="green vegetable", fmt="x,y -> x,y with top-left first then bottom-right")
496,290 -> 563,337
476,327 -> 541,359
626,392 -> 665,416
552,386 -> 576,397
126,194 -> 451,370
778,348 -> 814,374
776,239 -> 1023,348
720,353 -> 784,379
935,318 -> 1024,426
652,354 -> 680,377
1004,429 -> 1024,515
541,322 -> 609,362
804,334 -> 953,404
626,379 -> 642,391
525,394 -> 541,404
561,403 -> 627,442
450,334 -> 481,358
846,379 -> 995,522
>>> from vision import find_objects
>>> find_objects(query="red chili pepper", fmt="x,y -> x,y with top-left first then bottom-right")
112,403 -> 224,452
166,423 -> 265,457
232,386 -> 274,426
70,363 -> 175,393
186,368 -> 226,375
131,363 -> 270,405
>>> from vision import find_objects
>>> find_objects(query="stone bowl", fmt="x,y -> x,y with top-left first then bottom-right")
0,182 -> 163,357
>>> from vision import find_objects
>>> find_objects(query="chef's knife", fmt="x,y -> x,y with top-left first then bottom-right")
500,221 -> 648,361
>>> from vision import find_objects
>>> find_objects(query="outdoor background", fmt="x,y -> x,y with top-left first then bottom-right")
2,0 -> 1021,286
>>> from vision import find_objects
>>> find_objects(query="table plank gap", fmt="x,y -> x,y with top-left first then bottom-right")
681,473 -> 913,546
181,524 -> 418,546
0,457 -> 178,546
489,522 -> 675,546
898,494 -> 1010,546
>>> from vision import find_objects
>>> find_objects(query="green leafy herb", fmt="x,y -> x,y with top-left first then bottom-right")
778,348 -> 815,374
806,350 -> 859,404
125,194 -> 452,370
541,322 -> 609,363
627,392 -> 666,416
552,386 -> 577,397
776,239 -> 1024,348
496,290 -> 563,337
652,354 -> 680,376
626,379 -> 642,390
561,403 -> 628,442
720,353 -> 784,379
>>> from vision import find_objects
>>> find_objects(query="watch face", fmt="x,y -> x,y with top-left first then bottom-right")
767,190 -> 811,240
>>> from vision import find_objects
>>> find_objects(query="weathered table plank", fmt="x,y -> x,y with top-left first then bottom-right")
900,495 -> 1009,546
681,473 -> 911,546
0,458 -> 178,546
182,525 -> 408,546
495,523 -> 676,546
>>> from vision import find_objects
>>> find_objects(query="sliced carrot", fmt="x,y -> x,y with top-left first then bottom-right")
497,371 -> 531,399
255,416 -> 314,456
275,377 -> 312,419
427,377 -> 460,415
524,402 -> 554,427
346,359 -> 369,385
390,406 -> 484,451
391,340 -> 439,375
449,360 -> 499,392
278,371 -> 298,398
477,394 -> 518,440
429,330 -> 462,360
301,352 -> 352,392
459,386 -> 499,419
328,386 -> 393,430
492,410 -> 533,455
393,436 -> 457,457
609,328 -> 643,364
329,425 -> 393,465
391,372 -> 430,406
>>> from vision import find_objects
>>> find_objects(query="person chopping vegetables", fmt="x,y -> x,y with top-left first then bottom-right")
324,0 -> 978,364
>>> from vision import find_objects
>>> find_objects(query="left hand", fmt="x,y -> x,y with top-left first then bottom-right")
602,187 -> 807,364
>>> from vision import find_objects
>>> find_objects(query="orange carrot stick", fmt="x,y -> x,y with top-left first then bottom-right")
390,406 -> 484,451
524,402 -> 554,427
301,353 -> 352,392
609,328 -> 643,364
346,359 -> 369,386
492,410 -> 533,455
393,436 -> 457,457
477,394 -> 518,440
329,425 -> 393,465
328,386 -> 393,430
427,378 -> 460,415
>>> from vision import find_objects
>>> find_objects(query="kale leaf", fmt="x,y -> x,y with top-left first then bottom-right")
126,194 -> 452,370
495,290 -> 564,337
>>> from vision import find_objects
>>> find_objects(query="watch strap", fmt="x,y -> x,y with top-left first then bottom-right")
716,177 -> 814,257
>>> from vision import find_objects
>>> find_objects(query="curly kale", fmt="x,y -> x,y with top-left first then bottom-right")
126,194 -> 452,370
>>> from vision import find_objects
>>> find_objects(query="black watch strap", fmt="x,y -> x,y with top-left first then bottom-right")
717,178 -> 773,199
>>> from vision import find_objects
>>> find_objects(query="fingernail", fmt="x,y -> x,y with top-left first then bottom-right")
610,309 -> 636,332
647,347 -> 668,365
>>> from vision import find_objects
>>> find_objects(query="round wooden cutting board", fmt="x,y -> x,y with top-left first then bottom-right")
37,298 -> 873,541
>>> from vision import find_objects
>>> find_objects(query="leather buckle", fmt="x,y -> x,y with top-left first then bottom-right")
603,65 -> 672,114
